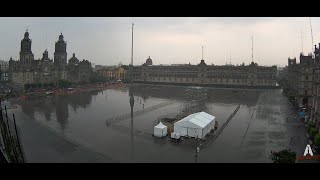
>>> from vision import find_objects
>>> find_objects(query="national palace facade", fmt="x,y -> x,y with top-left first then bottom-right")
131,57 -> 277,88
8,30 -> 92,86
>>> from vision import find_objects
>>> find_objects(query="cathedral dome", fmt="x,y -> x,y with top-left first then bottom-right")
146,56 -> 153,66
68,53 -> 79,65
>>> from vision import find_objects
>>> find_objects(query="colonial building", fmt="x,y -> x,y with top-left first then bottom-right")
9,30 -> 92,86
310,44 -> 320,129
287,53 -> 314,109
0,60 -> 9,71
115,67 -> 128,80
131,57 -> 277,88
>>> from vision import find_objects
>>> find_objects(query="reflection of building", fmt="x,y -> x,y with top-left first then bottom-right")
130,84 -> 260,107
132,57 -> 277,88
19,90 -> 102,131
9,30 -> 92,86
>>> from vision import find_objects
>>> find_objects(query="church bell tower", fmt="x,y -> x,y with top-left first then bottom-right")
19,29 -> 34,65
54,33 -> 67,66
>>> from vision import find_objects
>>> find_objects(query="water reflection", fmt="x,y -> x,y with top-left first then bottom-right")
18,90 -> 102,131
129,84 -> 134,160
13,84 -> 272,162
131,85 -> 260,107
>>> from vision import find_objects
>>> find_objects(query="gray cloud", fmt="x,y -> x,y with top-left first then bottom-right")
0,17 -> 319,67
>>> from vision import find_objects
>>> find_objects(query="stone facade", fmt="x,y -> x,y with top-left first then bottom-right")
132,57 -> 277,88
0,60 -> 9,71
287,53 -> 314,109
8,31 -> 92,86
310,44 -> 320,128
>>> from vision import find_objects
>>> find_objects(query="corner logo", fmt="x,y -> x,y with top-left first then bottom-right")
297,144 -> 319,161
303,144 -> 314,156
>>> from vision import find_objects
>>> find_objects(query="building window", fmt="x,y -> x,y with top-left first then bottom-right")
305,90 -> 308,95
306,76 -> 308,80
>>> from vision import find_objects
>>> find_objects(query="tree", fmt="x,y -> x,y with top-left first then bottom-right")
37,83 -> 42,88
310,127 -> 318,139
24,84 -> 30,89
121,65 -> 129,70
315,133 -> 320,146
30,83 -> 37,89
271,149 -> 296,163
58,80 -> 71,88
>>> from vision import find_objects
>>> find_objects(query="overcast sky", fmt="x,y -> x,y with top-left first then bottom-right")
0,17 -> 320,67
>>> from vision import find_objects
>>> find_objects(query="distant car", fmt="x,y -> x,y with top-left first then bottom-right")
45,91 -> 53,95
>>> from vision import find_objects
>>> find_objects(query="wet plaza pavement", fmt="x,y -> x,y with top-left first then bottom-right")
5,84 -> 308,162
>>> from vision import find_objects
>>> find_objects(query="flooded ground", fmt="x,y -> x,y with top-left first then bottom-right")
8,84 -> 308,162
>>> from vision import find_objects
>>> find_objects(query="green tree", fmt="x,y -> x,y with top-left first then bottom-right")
37,83 -> 42,88
121,65 -> 129,70
310,127 -> 318,138
24,84 -> 30,89
271,149 -> 296,163
315,133 -> 320,146
58,80 -> 71,88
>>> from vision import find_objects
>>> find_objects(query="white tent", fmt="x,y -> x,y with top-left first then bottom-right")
154,122 -> 168,137
173,111 -> 215,139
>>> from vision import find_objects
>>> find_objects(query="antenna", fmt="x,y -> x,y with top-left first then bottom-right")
293,49 -> 294,58
202,45 -> 203,60
45,32 -> 47,50
131,22 -> 134,66
251,35 -> 253,63
309,17 -> 314,56
301,29 -> 304,54
230,52 -> 231,65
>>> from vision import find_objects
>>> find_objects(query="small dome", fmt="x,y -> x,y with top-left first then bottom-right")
146,56 -> 153,66
59,33 -> 64,41
24,30 -> 29,39
68,53 -> 79,64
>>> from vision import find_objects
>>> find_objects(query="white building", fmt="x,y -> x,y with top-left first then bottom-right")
173,111 -> 215,139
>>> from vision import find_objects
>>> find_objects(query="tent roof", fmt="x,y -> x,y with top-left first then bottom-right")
155,122 -> 167,129
175,111 -> 215,128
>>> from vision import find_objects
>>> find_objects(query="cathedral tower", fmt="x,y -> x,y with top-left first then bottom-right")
19,30 -> 34,65
54,33 -> 67,66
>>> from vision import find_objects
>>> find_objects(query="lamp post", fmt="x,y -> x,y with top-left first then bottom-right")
195,135 -> 200,163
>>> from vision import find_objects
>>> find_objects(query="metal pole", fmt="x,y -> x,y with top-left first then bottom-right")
4,106 -> 11,137
131,22 -> 134,66
13,113 -> 24,162
195,135 -> 198,163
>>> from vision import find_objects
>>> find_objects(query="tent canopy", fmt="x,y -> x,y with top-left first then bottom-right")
155,122 -> 167,129
154,122 -> 168,137
175,111 -> 215,129
174,111 -> 215,138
